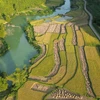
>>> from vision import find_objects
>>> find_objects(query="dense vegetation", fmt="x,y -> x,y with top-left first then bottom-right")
0,38 -> 8,56
0,0 -> 64,22
0,77 -> 8,92
25,24 -> 35,44
0,67 -> 28,99
86,0 -> 100,34
0,0 -> 46,20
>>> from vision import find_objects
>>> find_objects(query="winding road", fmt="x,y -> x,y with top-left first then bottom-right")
83,0 -> 100,40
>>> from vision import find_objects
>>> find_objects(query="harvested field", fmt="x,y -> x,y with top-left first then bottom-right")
47,24 -> 57,33
75,25 -> 79,31
31,82 -> 54,92
61,24 -> 66,33
54,24 -> 61,33
34,23 -> 49,34
71,25 -> 77,45
79,46 -> 95,97
47,89 -> 83,100
29,76 -> 48,82
58,38 -> 65,51
67,22 -> 73,26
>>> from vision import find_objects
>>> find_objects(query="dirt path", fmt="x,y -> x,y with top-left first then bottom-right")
83,0 -> 100,40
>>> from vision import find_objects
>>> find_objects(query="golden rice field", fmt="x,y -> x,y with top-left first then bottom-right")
18,80 -> 45,100
66,26 -> 73,46
18,23 -> 100,100
85,46 -> 100,97
80,26 -> 100,46
43,33 -> 52,44
76,30 -> 84,46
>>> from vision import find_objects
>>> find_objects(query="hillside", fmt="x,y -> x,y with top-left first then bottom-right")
86,0 -> 100,34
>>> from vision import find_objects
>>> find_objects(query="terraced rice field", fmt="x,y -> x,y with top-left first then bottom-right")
80,26 -> 100,46
85,46 -> 100,97
18,21 -> 100,100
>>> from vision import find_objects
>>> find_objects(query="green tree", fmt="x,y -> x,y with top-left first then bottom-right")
10,67 -> 28,91
25,24 -> 35,43
0,77 -> 8,92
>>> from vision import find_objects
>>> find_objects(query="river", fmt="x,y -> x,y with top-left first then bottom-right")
0,0 -> 71,75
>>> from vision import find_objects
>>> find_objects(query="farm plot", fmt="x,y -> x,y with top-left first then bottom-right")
56,46 -> 76,86
85,46 -> 100,97
80,26 -> 100,46
63,47 -> 87,95
43,33 -> 52,44
18,80 -> 45,100
65,26 -> 73,46
76,30 -> 84,46
30,34 -> 59,76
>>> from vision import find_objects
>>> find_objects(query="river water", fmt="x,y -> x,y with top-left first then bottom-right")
0,0 -> 71,74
